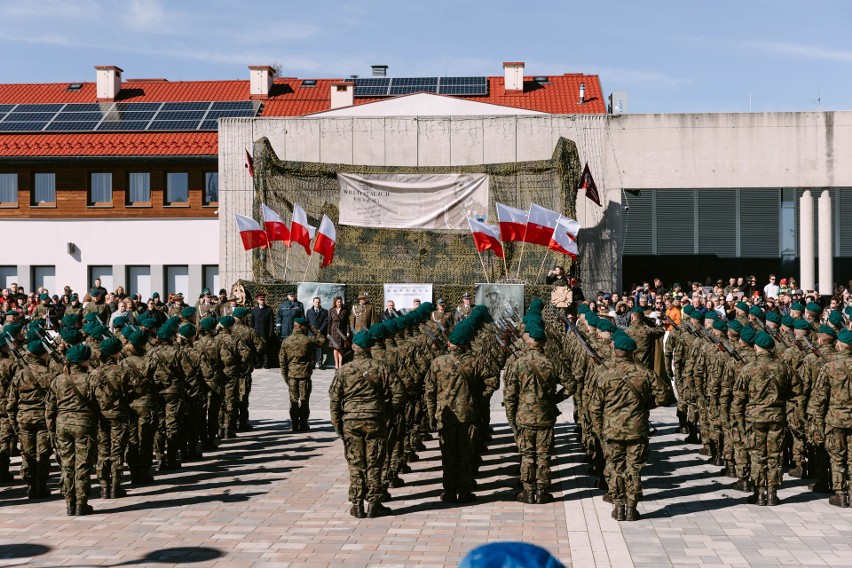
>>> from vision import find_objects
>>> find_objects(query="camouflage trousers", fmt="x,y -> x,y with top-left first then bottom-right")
16,413 -> 51,487
747,422 -> 785,490
438,419 -> 477,496
222,375 -> 240,430
604,437 -> 649,506
238,374 -> 252,427
127,397 -> 156,480
517,426 -> 555,492
825,426 -> 852,494
787,408 -> 807,466
55,420 -> 97,502
155,394 -> 183,458
727,420 -> 750,480
287,377 -> 312,429
97,414 -> 128,486
206,388 -> 222,444
342,418 -> 386,504
383,412 -> 406,486
673,366 -> 688,418
183,395 -> 205,454
0,413 -> 12,455
706,400 -> 724,455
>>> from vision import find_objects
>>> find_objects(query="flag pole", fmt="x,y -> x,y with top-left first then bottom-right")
501,253 -> 509,280
475,249 -> 490,284
269,242 -> 277,281
282,246 -> 291,282
515,241 -> 527,279
536,249 -> 551,284
301,253 -> 315,282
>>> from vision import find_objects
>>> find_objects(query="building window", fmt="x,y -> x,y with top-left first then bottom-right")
127,172 -> 151,205
166,173 -> 189,205
204,172 -> 218,206
33,173 -> 56,206
0,266 -> 17,289
0,174 -> 18,206
32,266 -> 55,293
204,265 -> 220,295
127,265 -> 152,300
88,265 -> 113,293
166,265 -> 189,298
90,173 -> 112,205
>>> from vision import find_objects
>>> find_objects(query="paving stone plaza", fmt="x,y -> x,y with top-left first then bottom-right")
2,369 -> 852,568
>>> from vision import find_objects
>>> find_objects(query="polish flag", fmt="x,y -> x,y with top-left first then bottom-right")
313,215 -> 337,267
245,149 -> 254,177
262,203 -> 290,245
290,204 -> 316,255
548,216 -> 580,259
524,203 -> 561,247
467,217 -> 505,258
235,214 -> 268,251
496,202 -> 529,243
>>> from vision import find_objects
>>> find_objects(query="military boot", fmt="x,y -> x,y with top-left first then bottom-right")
684,424 -> 700,445
100,481 -> 111,499
611,504 -> 626,521
624,501 -> 641,521
516,490 -> 535,504
0,452 -> 13,482
676,410 -> 689,434
75,502 -> 94,516
366,502 -> 391,518
788,464 -> 804,478
457,492 -> 477,504
26,482 -> 37,499
766,489 -> 780,506
747,489 -> 767,506
111,472 -> 126,498
349,501 -> 366,518
535,490 -> 554,504
298,405 -> 311,432
725,463 -> 737,478
65,497 -> 76,516
166,445 -> 180,470
828,492 -> 848,508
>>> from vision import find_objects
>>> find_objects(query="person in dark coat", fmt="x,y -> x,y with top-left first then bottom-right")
250,295 -> 275,369
276,291 -> 304,339
306,297 -> 329,368
328,297 -> 349,369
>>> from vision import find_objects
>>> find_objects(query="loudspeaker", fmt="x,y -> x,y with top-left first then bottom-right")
67,242 -> 76,254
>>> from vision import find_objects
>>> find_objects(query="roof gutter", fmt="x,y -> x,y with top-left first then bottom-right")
0,155 -> 217,164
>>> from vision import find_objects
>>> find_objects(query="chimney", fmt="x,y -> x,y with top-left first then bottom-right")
371,65 -> 388,77
503,61 -> 525,93
330,82 -> 354,109
579,82 -> 586,104
94,65 -> 123,101
249,65 -> 275,99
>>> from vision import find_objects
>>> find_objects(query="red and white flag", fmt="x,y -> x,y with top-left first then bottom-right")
262,203 -> 290,245
235,214 -> 268,251
467,217 -> 505,258
290,204 -> 315,255
579,163 -> 601,206
524,203 -> 561,246
496,202 -> 529,243
548,216 -> 580,259
245,149 -> 254,177
313,215 -> 336,267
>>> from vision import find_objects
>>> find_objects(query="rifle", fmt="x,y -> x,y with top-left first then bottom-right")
705,331 -> 742,362
32,326 -> 59,350
40,338 -> 64,366
681,319 -> 701,337
495,332 -> 521,357
3,334 -> 24,361
557,312 -> 603,365
663,314 -> 681,332
501,317 -> 522,339
799,336 -> 821,358
423,327 -> 447,353
766,326 -> 790,348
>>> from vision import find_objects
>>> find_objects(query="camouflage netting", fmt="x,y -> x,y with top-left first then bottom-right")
244,136 -> 582,308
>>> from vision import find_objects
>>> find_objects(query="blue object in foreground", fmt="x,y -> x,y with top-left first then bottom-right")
458,542 -> 565,568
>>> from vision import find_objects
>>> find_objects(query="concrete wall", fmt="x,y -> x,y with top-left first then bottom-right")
220,110 -> 852,292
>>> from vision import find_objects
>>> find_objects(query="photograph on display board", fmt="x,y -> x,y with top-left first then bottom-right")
474,283 -> 524,321
384,283 -> 433,315
296,282 -> 346,313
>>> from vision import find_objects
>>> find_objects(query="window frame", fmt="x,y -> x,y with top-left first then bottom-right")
126,172 -> 152,207
0,173 -> 19,208
89,172 -> 113,207
203,171 -> 219,207
165,172 -> 189,207
32,172 -> 56,207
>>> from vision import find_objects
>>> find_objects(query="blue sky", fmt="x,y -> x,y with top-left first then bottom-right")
1,0 -> 850,113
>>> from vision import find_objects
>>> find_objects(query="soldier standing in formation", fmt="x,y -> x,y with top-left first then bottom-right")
279,318 -> 325,432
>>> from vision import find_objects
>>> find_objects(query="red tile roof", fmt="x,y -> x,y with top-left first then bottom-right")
0,74 -> 605,157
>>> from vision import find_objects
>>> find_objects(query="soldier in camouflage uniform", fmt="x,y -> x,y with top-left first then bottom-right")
176,324 -> 207,461
811,329 -> 852,507
720,322 -> 756,490
196,317 -> 224,450
215,316 -> 250,439
698,319 -> 733,466
733,330 -> 791,506
590,331 -> 668,521
425,319 -> 488,504
279,318 -> 325,432
7,340 -> 53,498
121,330 -> 156,484
91,337 -> 132,498
626,307 -> 665,371
0,324 -> 23,482
83,289 -> 111,325
781,319 -> 812,477
804,325 -> 839,493
147,325 -> 185,470
46,344 -> 100,516
330,331 -> 402,518
674,306 -> 700,441
504,317 -> 575,504
231,307 -> 257,431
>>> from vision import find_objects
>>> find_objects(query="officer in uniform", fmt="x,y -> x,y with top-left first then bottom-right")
276,291 -> 304,339
279,318 -> 325,432
430,300 -> 452,328
91,337 -> 132,498
454,292 -> 474,324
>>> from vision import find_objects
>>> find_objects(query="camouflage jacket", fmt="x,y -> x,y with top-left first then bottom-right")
329,352 -> 402,429
46,366 -> 99,429
216,330 -> 251,379
801,344 -> 835,422
232,321 -> 257,371
503,345 -> 575,429
720,342 -> 754,419
279,331 -> 325,380
7,353 -> 52,420
627,320 -> 665,370
90,359 -> 132,419
733,351 -> 791,425
120,354 -> 156,401
83,302 -> 111,325
145,343 -> 184,397
0,352 -> 21,416
177,342 -> 207,399
590,355 -> 665,441
811,350 -> 852,430
372,342 -> 417,401
425,347 -> 492,426
195,333 -> 224,394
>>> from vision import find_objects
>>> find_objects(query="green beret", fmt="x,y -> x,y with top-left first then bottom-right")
596,319 -> 617,333
90,325 -> 108,340
66,344 -> 91,364
26,340 -> 46,355
136,316 -> 153,329
790,303 -> 805,312
28,319 -> 44,329
219,315 -> 235,328
128,330 -> 147,349
818,325 -> 837,338
683,304 -> 695,315
735,302 -> 749,312
712,319 -> 728,332
528,298 -> 544,313
448,321 -> 475,346
630,306 -> 644,314
25,328 -> 41,342
527,325 -> 546,342
806,302 -> 821,313
754,330 -> 775,350
38,293 -> 48,301
781,315 -> 795,328
84,313 -> 99,323
368,323 -> 389,341
293,317 -> 307,327
704,310 -> 718,321
5,310 -> 17,316
61,315 -> 79,328
793,319 -> 812,331
585,313 -> 600,326
578,304 -> 590,315
165,316 -> 181,330
749,306 -> 764,318
838,329 -> 852,345
352,330 -> 374,349
181,307 -> 197,318
121,326 -> 135,339
845,306 -> 852,317
728,320 -> 744,333
152,292 -> 160,299
157,325 -> 176,340
233,307 -> 250,318
690,311 -> 705,322
613,333 -> 637,352
828,311 -> 844,327
740,327 -> 757,345
89,288 -> 101,296
199,317 -> 217,331
70,294 -> 78,301
61,328 -> 83,345
178,324 -> 196,338
3,323 -> 22,337
112,316 -> 129,327
99,337 -> 122,356
219,289 -> 227,295
765,311 -> 782,324
420,302 -> 434,312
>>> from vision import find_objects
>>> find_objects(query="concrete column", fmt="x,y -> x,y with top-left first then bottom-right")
188,265 -> 204,299
150,265 -> 165,298
17,265 -> 31,295
112,265 -> 127,292
818,189 -> 833,296
799,190 -> 815,291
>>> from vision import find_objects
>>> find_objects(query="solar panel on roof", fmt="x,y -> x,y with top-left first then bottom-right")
52,112 -> 104,122
439,76 -> 486,86
199,120 -> 219,130
205,109 -> 256,120
355,86 -> 391,97
103,111 -> 156,122
5,112 -> 54,122
392,77 -> 438,87
10,104 -> 64,113
0,104 -> 16,113
0,122 -> 47,131
155,110 -> 206,122
353,78 -> 391,87
45,121 -> 98,132
389,85 -> 438,95
114,102 -> 162,112
97,120 -> 150,131
148,120 -> 199,131
437,77 -> 488,96
61,103 -> 113,112
161,102 -> 210,111
210,101 -> 255,110
351,76 -> 488,97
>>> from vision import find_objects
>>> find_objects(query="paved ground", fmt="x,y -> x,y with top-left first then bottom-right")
2,368 -> 852,568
